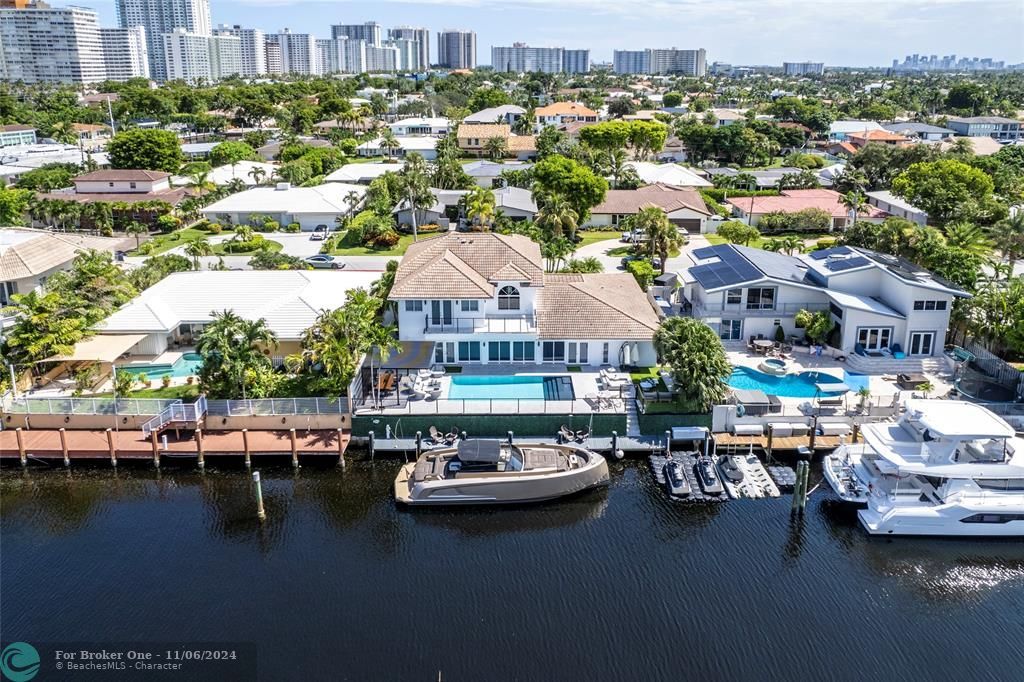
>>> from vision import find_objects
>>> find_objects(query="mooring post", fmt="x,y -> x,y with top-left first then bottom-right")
366,430 -> 374,463
60,427 -> 70,467
460,431 -> 467,443
290,428 -> 298,468
339,428 -> 348,469
194,428 -> 204,470
507,430 -> 514,445
106,427 -> 117,467
664,430 -> 671,456
791,461 -> 804,514
611,430 -> 618,453
808,417 -> 818,452
252,471 -> 266,521
150,430 -> 159,468
851,422 -> 860,444
415,431 -> 422,457
242,428 -> 251,468
798,462 -> 810,514
15,427 -> 26,467
766,424 -> 774,461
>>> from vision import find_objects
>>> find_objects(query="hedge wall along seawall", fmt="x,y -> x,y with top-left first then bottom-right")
352,413 -> 627,439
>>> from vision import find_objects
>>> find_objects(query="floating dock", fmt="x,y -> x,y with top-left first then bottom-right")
716,450 -> 781,499
648,452 -> 728,503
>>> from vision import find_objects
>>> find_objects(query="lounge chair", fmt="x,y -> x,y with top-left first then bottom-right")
891,343 -> 905,360
583,393 -> 603,412
767,395 -> 782,414
575,426 -> 590,442
854,343 -> 868,357
817,396 -> 844,407
428,426 -> 446,445
559,424 -> 575,443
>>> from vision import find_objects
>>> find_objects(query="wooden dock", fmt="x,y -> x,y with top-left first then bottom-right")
1,427 -> 350,465
714,433 -> 844,450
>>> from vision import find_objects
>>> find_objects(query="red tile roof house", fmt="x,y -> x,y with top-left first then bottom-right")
725,189 -> 888,231
585,183 -> 713,233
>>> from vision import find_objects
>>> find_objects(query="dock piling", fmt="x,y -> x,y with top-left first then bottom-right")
664,430 -> 671,455
242,428 -> 251,468
15,427 -> 26,467
194,429 -> 204,469
611,430 -> 618,453
766,424 -> 774,461
808,417 -> 818,452
252,471 -> 266,521
798,461 -> 810,513
852,423 -> 860,444
150,430 -> 159,468
415,431 -> 422,457
290,428 -> 298,468
339,428 -> 348,469
460,431 -> 467,443
366,430 -> 374,462
106,428 -> 117,467
507,430 -> 514,445
60,428 -> 70,467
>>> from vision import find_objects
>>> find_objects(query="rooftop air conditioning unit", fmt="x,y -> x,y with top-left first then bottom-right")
275,182 -> 290,190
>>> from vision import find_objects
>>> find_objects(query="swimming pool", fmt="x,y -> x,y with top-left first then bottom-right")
448,375 -> 575,401
117,352 -> 203,379
728,366 -> 847,398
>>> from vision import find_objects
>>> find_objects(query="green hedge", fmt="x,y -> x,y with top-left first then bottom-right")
702,188 -> 779,203
352,414 -> 627,438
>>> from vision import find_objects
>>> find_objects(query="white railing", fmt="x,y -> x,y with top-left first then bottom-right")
205,397 -> 347,416
3,396 -> 182,415
141,396 -> 207,437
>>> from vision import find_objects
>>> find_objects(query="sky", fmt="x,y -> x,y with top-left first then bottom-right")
76,0 -> 1024,67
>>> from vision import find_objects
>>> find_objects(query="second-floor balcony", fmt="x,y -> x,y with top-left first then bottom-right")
423,314 -> 537,334
686,301 -> 829,318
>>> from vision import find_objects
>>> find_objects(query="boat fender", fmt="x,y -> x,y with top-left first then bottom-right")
614,449 -> 625,460
735,404 -> 746,418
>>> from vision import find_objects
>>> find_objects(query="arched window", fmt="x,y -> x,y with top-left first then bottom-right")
498,285 -> 520,310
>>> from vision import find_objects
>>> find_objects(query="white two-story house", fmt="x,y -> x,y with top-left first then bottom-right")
680,244 -> 968,358
389,233 -> 661,368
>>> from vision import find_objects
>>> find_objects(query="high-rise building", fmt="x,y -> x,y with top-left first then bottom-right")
783,61 -> 824,76
385,38 -> 419,71
613,50 -> 649,74
316,38 -> 344,74
331,21 -> 381,46
100,26 -> 149,81
491,44 -> 562,73
264,37 -> 282,74
562,49 -> 590,74
437,30 -> 476,69
0,1 -> 106,83
388,26 -> 428,69
273,29 -> 317,75
213,24 -> 265,76
115,0 -> 211,81
162,28 -> 240,82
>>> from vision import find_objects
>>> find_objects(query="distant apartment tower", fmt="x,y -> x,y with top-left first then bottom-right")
316,38 -> 344,74
264,38 -> 282,74
613,50 -> 649,74
100,26 -> 150,81
213,24 -> 266,76
783,61 -> 824,76
0,2 -> 106,83
273,29 -> 317,75
389,26 -> 429,68
491,44 -> 564,73
331,22 -> 381,45
162,29 -> 240,82
386,38 -> 420,71
562,49 -> 590,74
437,30 -> 476,69
115,0 -> 212,82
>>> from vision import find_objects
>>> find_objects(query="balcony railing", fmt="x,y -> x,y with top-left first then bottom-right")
423,314 -> 536,334
687,301 -> 829,318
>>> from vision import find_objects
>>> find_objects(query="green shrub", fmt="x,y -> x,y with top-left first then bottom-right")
206,222 -> 223,234
701,188 -> 779,203
261,220 -> 279,232
416,223 -> 442,233
222,234 -> 266,253
626,259 -> 656,289
136,241 -> 155,255
155,214 -> 180,233
283,222 -> 301,233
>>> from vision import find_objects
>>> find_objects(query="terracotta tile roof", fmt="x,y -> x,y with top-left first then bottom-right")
36,189 -> 192,206
726,189 -> 888,219
847,129 -> 910,143
535,101 -> 598,118
506,135 -> 536,151
71,123 -> 110,132
591,183 -> 711,216
0,124 -> 35,133
74,170 -> 170,182
0,227 -> 131,280
537,273 -> 660,340
390,232 -> 544,300
457,123 -> 510,140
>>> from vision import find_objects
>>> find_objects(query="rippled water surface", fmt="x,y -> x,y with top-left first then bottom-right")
3,459 -> 1024,681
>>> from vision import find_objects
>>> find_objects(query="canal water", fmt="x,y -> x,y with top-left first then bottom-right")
3,458 -> 1024,681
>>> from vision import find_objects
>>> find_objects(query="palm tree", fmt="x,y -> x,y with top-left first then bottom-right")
247,165 -> 267,186
343,190 -> 362,225
533,190 -> 579,241
840,191 -> 869,226
187,169 -> 216,197
945,221 -> 992,256
125,221 -> 148,250
233,224 -> 254,242
991,212 -> 1024,277
378,130 -> 400,161
635,205 -> 683,274
366,323 -> 401,408
734,172 -> 757,191
780,234 -> 803,255
398,152 -> 433,240
195,310 -> 277,399
601,148 -> 630,189
465,186 -> 496,229
184,238 -> 213,269
484,136 -> 509,161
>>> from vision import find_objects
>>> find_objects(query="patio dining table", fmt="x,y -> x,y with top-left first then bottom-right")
753,339 -> 774,354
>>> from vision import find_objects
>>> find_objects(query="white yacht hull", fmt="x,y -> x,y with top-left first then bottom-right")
822,445 -> 872,505
859,504 -> 1024,537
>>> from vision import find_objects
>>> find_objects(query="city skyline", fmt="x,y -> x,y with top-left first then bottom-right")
58,0 -> 1023,67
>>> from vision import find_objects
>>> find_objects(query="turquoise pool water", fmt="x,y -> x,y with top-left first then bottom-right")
118,352 -> 203,379
448,375 -> 573,401
728,366 -> 847,398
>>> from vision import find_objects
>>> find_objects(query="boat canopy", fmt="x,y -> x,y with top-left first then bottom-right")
905,399 -> 1015,440
457,439 -> 503,463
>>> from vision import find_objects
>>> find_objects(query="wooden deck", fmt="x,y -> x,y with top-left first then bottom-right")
1,428 -> 350,461
714,433 -> 844,450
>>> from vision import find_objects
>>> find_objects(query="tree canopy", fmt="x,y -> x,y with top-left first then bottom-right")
107,128 -> 184,172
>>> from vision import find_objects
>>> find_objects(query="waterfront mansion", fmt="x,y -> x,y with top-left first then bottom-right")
389,233 -> 661,367
680,244 -> 968,357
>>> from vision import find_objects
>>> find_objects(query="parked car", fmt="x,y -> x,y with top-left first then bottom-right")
304,255 -> 344,269
310,224 -> 328,241
620,255 -> 643,268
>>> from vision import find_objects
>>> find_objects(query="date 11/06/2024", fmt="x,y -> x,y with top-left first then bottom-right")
54,648 -> 240,661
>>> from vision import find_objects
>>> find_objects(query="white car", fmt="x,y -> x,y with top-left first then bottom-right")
304,255 -> 344,269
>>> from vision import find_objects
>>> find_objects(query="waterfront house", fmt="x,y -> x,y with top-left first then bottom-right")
199,181 -> 366,231
0,124 -> 37,147
865,190 -> 928,226
172,160 -> 278,188
388,232 -> 661,367
534,102 -> 599,129
946,116 -> 1021,141
388,117 -> 450,137
881,122 -> 956,141
355,136 -> 439,160
679,243 -> 967,358
586,183 -> 712,233
456,123 -> 538,161
625,162 -> 712,188
464,104 -> 527,125
462,160 -> 533,188
725,189 -> 888,230
394,186 -> 537,228
827,120 -> 883,142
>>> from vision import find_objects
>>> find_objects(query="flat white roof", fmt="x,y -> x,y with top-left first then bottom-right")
324,162 -> 403,183
824,290 -> 904,319
906,399 -> 1015,440
98,270 -> 382,339
200,182 -> 365,215
626,162 -> 712,188
865,190 -> 926,216
173,160 -> 277,187
357,136 -> 438,152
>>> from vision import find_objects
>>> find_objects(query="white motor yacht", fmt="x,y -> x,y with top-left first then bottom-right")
823,399 -> 1024,537
395,439 -> 610,506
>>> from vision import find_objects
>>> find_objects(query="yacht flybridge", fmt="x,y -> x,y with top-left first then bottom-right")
823,400 -> 1024,537
395,439 -> 610,506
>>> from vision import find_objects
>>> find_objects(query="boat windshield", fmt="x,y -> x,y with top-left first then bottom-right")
502,447 -> 525,472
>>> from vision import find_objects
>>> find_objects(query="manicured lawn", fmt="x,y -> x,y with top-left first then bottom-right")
88,384 -> 201,400
328,232 -> 417,256
211,239 -> 283,256
705,233 -> 831,251
129,228 -> 211,255
576,230 -> 622,247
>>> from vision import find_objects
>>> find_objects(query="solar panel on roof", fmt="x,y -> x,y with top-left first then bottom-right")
692,246 -> 719,260
810,245 -> 852,260
824,256 -> 870,272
